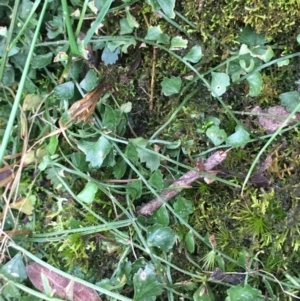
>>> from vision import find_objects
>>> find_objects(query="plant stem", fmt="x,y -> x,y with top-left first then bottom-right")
0,0 -> 48,165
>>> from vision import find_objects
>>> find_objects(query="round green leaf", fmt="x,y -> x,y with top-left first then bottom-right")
226,125 -> 250,147
77,136 -> 112,168
183,45 -> 202,63
145,26 -> 163,40
147,224 -> 176,252
161,76 -> 182,96
32,53 -> 53,69
101,45 -> 120,65
133,265 -> 163,300
211,72 -> 230,97
54,81 -> 74,100
151,205 -> 169,226
246,72 -> 262,97
77,182 -> 98,204
206,125 -> 227,146
279,91 -> 300,112
226,284 -> 264,301
120,18 -> 133,35
1,253 -> 27,282
157,0 -> 175,18
170,36 -> 188,50
80,69 -> 99,91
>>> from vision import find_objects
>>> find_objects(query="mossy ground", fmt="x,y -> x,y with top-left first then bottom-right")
2,0 -> 300,299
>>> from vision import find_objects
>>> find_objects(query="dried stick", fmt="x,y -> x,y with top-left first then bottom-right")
137,151 -> 227,216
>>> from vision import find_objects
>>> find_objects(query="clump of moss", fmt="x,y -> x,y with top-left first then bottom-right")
182,0 -> 300,54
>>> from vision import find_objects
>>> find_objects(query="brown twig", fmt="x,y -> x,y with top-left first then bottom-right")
137,151 -> 228,216
149,47 -> 157,111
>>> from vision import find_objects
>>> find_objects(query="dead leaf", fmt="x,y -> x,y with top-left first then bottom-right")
26,262 -> 102,301
252,105 -> 300,133
0,167 -> 14,188
258,154 -> 273,173
249,173 -> 270,188
66,81 -> 111,124
23,94 -> 42,111
9,196 -> 35,215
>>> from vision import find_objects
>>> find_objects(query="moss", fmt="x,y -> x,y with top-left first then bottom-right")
181,0 -> 300,58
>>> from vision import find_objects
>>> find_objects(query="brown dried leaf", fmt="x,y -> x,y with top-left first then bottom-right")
258,154 -> 273,173
0,167 -> 14,188
67,82 -> 111,124
252,105 -> 300,133
249,173 -> 270,188
26,263 -> 102,301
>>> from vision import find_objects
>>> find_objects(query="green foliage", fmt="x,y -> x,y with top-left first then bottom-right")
2,0 -> 300,300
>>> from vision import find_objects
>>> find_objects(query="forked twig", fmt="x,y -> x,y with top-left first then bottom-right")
137,151 -> 228,216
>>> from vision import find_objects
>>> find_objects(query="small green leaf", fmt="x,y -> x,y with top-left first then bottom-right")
133,265 -> 163,300
32,53 -> 53,69
80,69 -> 99,91
54,81 -> 74,100
279,91 -> 300,112
137,146 -> 160,172
71,152 -> 90,171
236,250 -> 249,268
211,72 -> 230,97
226,284 -> 264,301
0,253 -> 27,282
173,197 -> 194,222
113,156 -> 127,179
226,125 -> 250,147
101,45 -> 120,65
151,205 -> 169,226
102,105 -> 118,130
237,26 -> 266,46
77,182 -> 98,204
47,135 -> 58,155
126,7 -> 139,28
120,102 -> 132,113
185,231 -> 195,253
148,170 -> 164,191
157,0 -> 175,18
46,16 -> 64,39
120,18 -> 133,35
206,125 -> 227,146
2,65 -> 15,86
250,45 -> 274,62
147,224 -> 176,252
77,136 -> 112,168
144,26 -> 170,44
125,142 -> 139,162
161,76 -> 182,96
297,34 -> 300,44
246,72 -> 262,96
277,59 -> 289,67
126,179 -> 142,200
239,57 -> 255,73
183,45 -> 202,63
145,26 -> 163,40
170,36 -> 188,50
